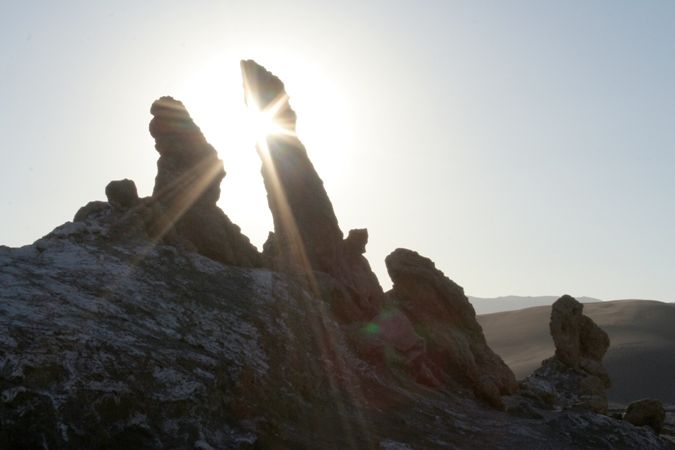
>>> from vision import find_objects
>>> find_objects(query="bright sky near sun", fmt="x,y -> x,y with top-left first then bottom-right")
1,1 -> 674,301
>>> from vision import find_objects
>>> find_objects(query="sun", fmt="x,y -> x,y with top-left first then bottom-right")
242,98 -> 286,143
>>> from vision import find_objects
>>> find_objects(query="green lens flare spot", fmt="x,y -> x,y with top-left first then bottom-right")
363,322 -> 381,335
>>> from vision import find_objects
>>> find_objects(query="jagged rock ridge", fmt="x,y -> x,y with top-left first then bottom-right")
241,61 -> 516,408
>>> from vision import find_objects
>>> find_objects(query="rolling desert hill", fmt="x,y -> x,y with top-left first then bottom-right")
478,299 -> 675,404
468,295 -> 600,315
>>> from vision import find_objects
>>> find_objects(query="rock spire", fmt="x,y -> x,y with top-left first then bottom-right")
240,60 -> 384,318
521,295 -> 611,413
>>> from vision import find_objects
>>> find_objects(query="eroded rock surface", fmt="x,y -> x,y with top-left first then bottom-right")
521,295 -> 611,413
384,248 -> 517,408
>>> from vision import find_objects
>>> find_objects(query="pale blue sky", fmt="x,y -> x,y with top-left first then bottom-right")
1,1 -> 674,301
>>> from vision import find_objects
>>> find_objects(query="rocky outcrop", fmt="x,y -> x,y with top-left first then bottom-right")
147,96 -> 261,267
383,248 -> 517,408
73,98 -> 262,268
2,223 -> 673,449
521,295 -> 611,413
550,295 -> 610,372
624,399 -> 666,433
239,62 -> 517,406
240,60 -> 383,319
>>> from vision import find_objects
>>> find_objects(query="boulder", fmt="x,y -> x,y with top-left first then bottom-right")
384,248 -> 517,408
624,399 -> 666,433
105,179 -> 140,208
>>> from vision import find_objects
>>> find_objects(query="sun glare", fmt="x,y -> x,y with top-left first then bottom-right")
243,101 -> 285,143
175,55 -> 351,250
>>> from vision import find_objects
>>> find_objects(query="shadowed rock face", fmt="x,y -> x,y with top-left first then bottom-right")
521,295 -> 611,413
384,248 -> 518,408
240,60 -> 383,319
147,96 -> 261,267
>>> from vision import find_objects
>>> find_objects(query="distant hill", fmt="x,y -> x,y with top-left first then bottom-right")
477,300 -> 675,404
468,295 -> 601,315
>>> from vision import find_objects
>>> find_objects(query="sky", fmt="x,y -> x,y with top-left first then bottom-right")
1,1 -> 674,301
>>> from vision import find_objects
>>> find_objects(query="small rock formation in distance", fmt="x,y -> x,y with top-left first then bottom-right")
520,294 -> 611,413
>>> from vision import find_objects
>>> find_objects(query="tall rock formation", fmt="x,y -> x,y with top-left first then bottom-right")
240,60 -> 383,319
521,295 -> 611,413
384,248 -> 518,408
148,96 -> 261,267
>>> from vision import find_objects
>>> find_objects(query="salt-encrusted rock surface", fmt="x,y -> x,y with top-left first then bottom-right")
2,223 -> 673,449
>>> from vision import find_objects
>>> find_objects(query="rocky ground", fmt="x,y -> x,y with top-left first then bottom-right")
2,222 -> 672,449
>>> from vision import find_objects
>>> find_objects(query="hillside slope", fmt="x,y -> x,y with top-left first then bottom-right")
478,300 -> 675,404
468,295 -> 600,315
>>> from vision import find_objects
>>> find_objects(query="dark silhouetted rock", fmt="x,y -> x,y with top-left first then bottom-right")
240,60 -> 383,319
550,294 -> 609,368
148,96 -> 261,267
105,179 -> 140,208
521,295 -> 611,413
624,399 -> 666,433
384,248 -> 517,408
74,201 -> 109,222
550,294 -> 584,366
344,228 -> 368,255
